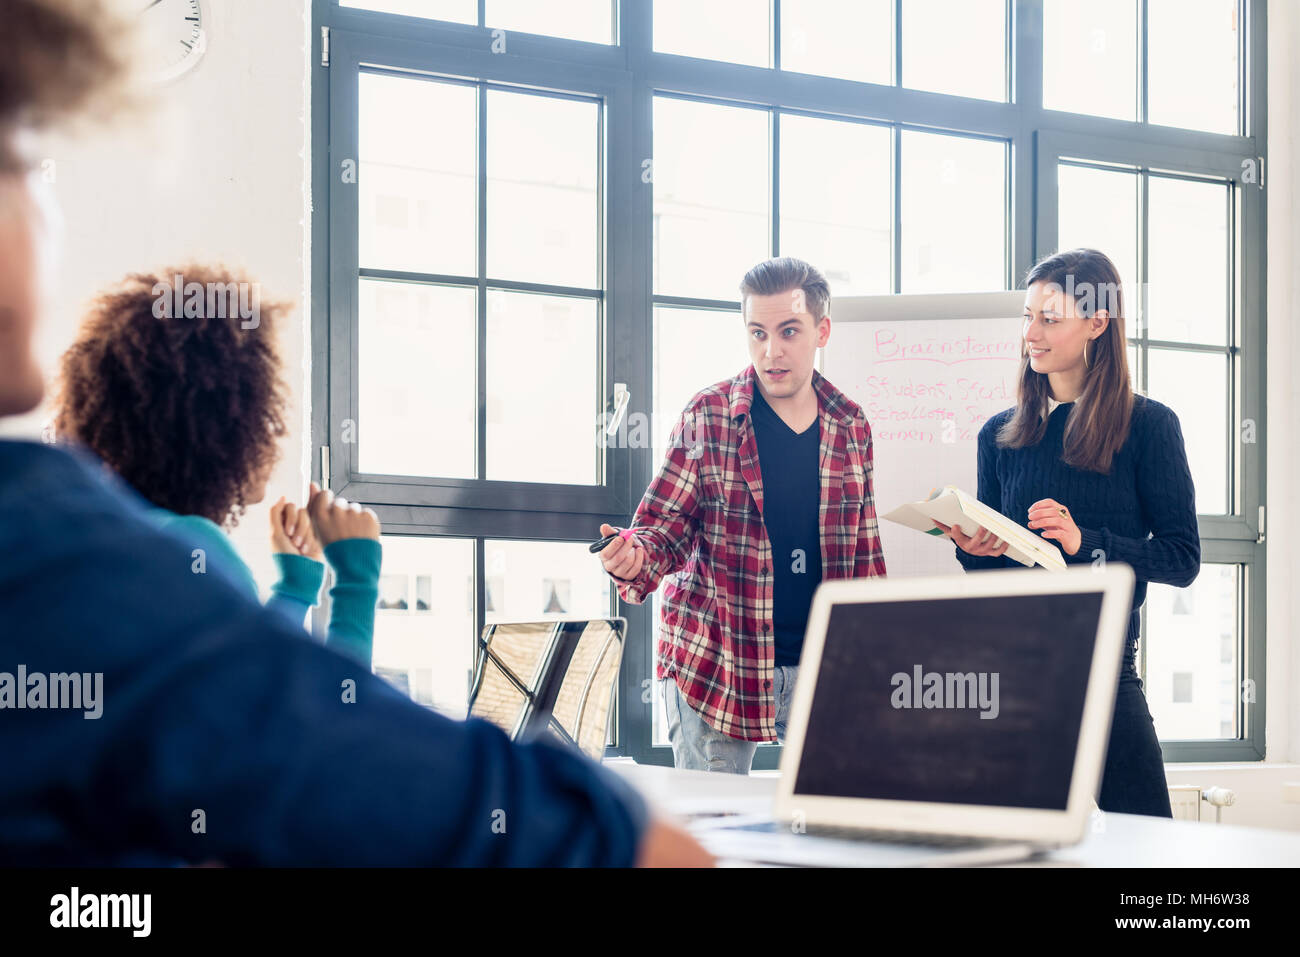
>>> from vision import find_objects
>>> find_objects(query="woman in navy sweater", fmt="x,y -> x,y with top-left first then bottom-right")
936,248 -> 1200,818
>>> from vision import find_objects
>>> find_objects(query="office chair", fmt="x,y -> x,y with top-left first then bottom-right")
467,618 -> 626,761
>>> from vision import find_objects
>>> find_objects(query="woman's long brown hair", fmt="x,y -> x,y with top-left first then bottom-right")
997,248 -> 1134,474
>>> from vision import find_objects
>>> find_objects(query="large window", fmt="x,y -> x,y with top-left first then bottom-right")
316,0 -> 1267,764
1042,0 -> 1241,134
1032,2 -> 1264,761
354,72 -> 605,487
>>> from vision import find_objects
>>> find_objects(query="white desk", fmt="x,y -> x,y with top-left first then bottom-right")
607,761 -> 1300,867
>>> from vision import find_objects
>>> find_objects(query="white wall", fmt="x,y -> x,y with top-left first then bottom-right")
1268,0 -> 1300,764
5,0 -> 314,590
1251,0 -> 1300,822
1266,0 -> 1300,767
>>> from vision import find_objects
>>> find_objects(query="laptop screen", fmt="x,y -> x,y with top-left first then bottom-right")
792,591 -> 1106,811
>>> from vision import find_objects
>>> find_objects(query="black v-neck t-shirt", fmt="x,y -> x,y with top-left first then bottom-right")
749,386 -> 823,667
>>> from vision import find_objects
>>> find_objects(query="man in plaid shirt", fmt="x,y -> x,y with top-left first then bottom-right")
597,257 -> 887,773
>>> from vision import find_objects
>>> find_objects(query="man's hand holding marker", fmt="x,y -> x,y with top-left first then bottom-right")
594,523 -> 645,582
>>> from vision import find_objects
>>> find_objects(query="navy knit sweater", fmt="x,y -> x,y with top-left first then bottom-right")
954,394 -> 1201,668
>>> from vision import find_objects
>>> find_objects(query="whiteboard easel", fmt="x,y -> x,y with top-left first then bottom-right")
820,291 -> 1026,578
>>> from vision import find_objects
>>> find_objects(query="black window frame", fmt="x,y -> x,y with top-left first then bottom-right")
312,0 -> 1268,764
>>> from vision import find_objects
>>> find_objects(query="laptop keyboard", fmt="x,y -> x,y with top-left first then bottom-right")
736,820 -> 1004,848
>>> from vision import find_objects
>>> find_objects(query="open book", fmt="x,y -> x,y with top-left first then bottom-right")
882,486 -> 1067,571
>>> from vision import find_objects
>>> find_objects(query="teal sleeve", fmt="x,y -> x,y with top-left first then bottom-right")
267,553 -> 325,629
322,538 -> 381,668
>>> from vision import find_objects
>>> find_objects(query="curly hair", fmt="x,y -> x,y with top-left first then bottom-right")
55,266 -> 291,528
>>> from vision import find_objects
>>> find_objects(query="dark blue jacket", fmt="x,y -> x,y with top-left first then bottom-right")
0,440 -> 647,865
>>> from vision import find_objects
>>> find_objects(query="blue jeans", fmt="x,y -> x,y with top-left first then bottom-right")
661,665 -> 798,774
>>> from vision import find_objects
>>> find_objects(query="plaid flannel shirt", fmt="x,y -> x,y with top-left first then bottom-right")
612,363 -> 887,741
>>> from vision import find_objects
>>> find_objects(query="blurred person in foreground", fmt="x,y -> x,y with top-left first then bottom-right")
0,0 -> 711,867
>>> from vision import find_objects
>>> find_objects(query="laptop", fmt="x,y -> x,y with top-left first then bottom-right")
689,564 -> 1136,867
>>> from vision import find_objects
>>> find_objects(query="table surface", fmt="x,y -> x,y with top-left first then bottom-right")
606,761 -> 1300,867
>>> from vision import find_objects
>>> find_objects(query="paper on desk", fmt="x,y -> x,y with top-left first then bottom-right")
667,795 -> 775,820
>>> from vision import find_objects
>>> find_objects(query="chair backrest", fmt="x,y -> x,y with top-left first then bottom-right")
467,619 -> 626,761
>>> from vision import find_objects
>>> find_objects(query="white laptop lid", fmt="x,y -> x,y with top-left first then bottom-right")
776,565 -> 1136,846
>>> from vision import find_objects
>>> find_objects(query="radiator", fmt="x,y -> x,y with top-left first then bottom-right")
1168,785 -> 1236,822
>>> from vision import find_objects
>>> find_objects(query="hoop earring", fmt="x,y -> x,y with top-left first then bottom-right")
1083,338 -> 1092,370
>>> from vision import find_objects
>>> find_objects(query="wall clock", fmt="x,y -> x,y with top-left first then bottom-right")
142,0 -> 208,84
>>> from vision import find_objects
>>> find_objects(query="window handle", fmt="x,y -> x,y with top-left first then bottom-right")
606,382 -> 630,436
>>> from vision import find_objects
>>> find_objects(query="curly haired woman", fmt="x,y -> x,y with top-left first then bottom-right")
55,265 -> 380,667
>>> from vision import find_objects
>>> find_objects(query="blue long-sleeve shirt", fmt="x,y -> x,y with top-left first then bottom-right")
0,440 -> 648,866
954,395 -> 1201,666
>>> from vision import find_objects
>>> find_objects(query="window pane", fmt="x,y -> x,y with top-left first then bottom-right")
902,0 -> 1006,101
486,290 -> 599,484
653,306 -> 752,456
1148,176 -> 1230,345
1056,163 -> 1139,322
900,131 -> 1005,293
654,0 -> 771,67
358,280 -> 477,478
1144,564 -> 1241,740
488,90 -> 599,288
648,299 -> 743,758
360,74 -> 476,277
1145,349 -> 1228,514
484,540 -> 613,622
1148,0 -> 1239,134
653,97 -> 770,301
486,0 -> 615,44
779,114 -> 891,296
1128,342 -> 1139,391
372,536 -> 476,718
780,0 -> 891,86
341,0 -> 476,25
1042,0 -> 1137,121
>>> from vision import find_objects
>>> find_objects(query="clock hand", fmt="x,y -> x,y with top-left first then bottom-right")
143,0 -> 164,11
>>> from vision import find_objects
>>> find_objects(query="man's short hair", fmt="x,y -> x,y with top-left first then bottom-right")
739,256 -> 831,321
